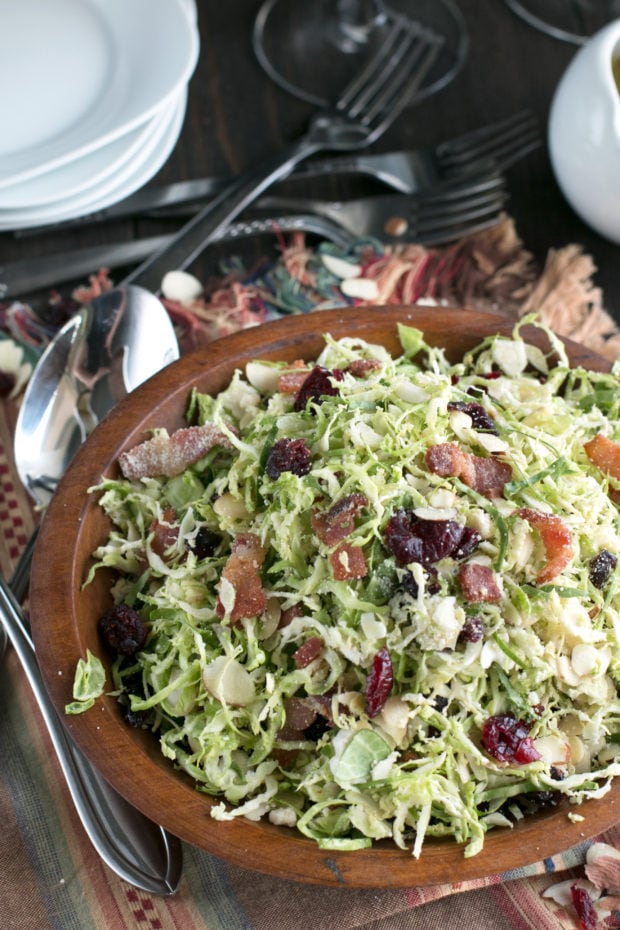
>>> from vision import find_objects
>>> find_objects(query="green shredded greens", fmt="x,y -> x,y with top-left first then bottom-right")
79,320 -> 620,858
65,649 -> 106,714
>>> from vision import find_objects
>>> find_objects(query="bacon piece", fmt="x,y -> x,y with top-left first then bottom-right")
278,695 -> 333,738
292,636 -> 324,668
584,434 -> 620,504
458,563 -> 502,602
517,508 -> 573,584
150,507 -> 179,559
346,358 -> 382,377
426,442 -> 475,484
275,695 -> 333,763
277,361 -> 310,394
216,532 -> 267,623
278,603 -> 304,629
119,424 -> 234,479
470,456 -> 513,497
330,542 -> 368,580
426,442 -> 512,498
312,493 -> 368,545
585,433 -> 620,481
281,697 -> 319,733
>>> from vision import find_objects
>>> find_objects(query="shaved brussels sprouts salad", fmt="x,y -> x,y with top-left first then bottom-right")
77,318 -> 620,858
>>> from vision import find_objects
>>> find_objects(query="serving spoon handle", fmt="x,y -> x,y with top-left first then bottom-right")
0,576 -> 183,895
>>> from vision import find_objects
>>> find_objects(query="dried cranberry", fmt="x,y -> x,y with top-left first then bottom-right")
384,509 -> 466,565
294,366 -> 343,413
517,790 -> 562,814
458,615 -> 484,643
365,647 -> 393,718
123,707 -> 150,729
122,671 -> 141,691
448,401 -> 499,434
304,715 -> 331,741
433,695 -> 449,711
570,883 -> 598,930
188,526 -> 221,559
99,603 -> 146,655
452,527 -> 481,558
589,548 -> 618,589
402,570 -> 419,597
0,370 -> 16,396
265,437 -> 312,478
481,714 -> 542,764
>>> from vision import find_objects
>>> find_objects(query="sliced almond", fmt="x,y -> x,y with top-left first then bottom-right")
213,493 -> 250,521
340,277 -> 380,301
202,656 -> 256,706
532,734 -> 570,765
161,269 -> 203,303
321,254 -> 362,279
245,361 -> 281,394
375,696 -> 410,745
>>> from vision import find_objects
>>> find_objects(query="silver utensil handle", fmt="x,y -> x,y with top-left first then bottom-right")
27,154 -> 399,227
0,577 -> 182,895
0,214 -> 353,299
124,137 -> 321,293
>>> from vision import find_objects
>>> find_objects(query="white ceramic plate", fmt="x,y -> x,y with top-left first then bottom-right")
0,90 -> 187,231
0,0 -> 198,189
0,100 -> 174,210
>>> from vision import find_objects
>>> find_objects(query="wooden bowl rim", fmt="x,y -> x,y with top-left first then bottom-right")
29,305 -> 619,887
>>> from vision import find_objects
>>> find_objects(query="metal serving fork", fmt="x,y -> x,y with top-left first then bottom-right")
122,15 -> 443,294
290,108 -> 541,192
42,110 -> 539,230
258,166 -> 508,244
0,171 -> 507,300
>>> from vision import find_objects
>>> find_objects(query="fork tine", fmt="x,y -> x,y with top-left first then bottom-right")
416,166 -> 506,203
418,214 -> 506,247
340,20 -> 431,116
441,122 -> 540,171
336,18 -> 414,111
336,16 -> 443,142
437,110 -> 538,156
412,194 -> 506,231
412,204 -> 507,244
450,128 -> 541,171
436,110 -> 542,172
413,186 -> 508,229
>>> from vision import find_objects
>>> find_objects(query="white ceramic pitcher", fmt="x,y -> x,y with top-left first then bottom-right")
548,19 -> 620,244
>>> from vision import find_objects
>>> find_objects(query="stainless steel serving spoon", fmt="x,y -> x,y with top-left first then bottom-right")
14,285 -> 179,511
1,285 -> 183,894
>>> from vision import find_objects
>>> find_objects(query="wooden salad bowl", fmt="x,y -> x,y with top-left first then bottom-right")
29,306 -> 619,887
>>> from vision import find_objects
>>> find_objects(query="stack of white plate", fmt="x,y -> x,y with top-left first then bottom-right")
0,0 -> 199,231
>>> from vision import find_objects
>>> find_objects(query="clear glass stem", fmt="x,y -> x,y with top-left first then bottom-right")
332,0 -> 387,51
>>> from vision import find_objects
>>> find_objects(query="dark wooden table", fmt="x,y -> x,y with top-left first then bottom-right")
2,0 -> 618,324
